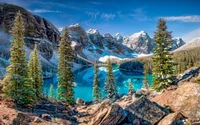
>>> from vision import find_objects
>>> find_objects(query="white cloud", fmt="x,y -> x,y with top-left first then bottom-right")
33,1 -> 80,10
90,1 -> 102,5
101,13 -> 115,20
86,12 -> 100,21
30,9 -> 62,13
130,8 -> 149,21
86,12 -> 115,21
118,8 -> 149,21
163,15 -> 200,22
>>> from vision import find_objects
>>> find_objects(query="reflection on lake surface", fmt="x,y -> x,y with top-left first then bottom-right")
43,65 -> 152,102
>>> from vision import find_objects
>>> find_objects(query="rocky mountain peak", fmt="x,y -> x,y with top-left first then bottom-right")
174,38 -> 185,46
171,37 -> 186,50
128,31 -> 149,41
69,23 -> 81,28
123,31 -> 154,54
114,33 -> 123,43
115,33 -> 122,37
68,24 -> 90,48
103,33 -> 113,38
87,29 -> 100,35
133,30 -> 146,36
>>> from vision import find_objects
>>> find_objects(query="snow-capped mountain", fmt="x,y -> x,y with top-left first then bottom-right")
68,24 -> 134,62
114,33 -> 123,43
123,31 -> 154,54
122,31 -> 185,53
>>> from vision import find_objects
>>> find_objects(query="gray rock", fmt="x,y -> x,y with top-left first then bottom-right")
76,98 -> 85,105
89,99 -> 126,125
158,112 -> 185,125
135,89 -> 149,98
125,96 -> 166,125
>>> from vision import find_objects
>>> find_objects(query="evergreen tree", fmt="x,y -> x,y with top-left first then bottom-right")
104,57 -> 118,99
2,11 -> 35,106
153,19 -> 175,91
57,27 -> 74,105
28,44 -> 43,98
92,62 -> 101,101
128,82 -> 134,93
143,64 -> 150,90
49,84 -> 54,98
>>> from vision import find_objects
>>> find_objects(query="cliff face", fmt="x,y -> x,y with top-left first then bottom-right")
0,3 -> 60,61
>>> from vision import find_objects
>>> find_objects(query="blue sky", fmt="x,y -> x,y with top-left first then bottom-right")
1,0 -> 200,40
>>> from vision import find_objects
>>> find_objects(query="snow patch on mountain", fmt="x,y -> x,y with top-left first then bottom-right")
99,55 -> 123,62
87,29 -> 100,35
114,33 -> 123,43
58,27 -> 63,32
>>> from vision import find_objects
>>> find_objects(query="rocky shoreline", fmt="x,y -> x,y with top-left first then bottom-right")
0,81 -> 200,125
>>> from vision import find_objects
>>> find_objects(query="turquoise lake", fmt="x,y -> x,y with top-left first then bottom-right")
43,65 -> 153,102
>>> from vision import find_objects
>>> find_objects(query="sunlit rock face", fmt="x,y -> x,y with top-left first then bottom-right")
123,31 -> 154,54
152,82 -> 200,122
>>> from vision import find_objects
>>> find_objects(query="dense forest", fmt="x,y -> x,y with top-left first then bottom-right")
120,47 -> 200,75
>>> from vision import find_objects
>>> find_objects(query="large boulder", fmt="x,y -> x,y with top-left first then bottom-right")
125,96 -> 166,125
152,82 -> 200,122
157,112 -> 185,125
89,99 -> 126,125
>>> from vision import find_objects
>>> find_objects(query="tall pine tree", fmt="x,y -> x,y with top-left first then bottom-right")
143,63 -> 150,90
128,82 -> 135,94
28,44 -> 43,98
49,84 -> 54,99
153,19 -> 174,91
104,57 -> 118,99
2,11 -> 35,106
92,62 -> 101,101
57,27 -> 74,105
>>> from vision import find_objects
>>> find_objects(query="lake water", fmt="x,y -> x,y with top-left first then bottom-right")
43,65 -> 152,102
